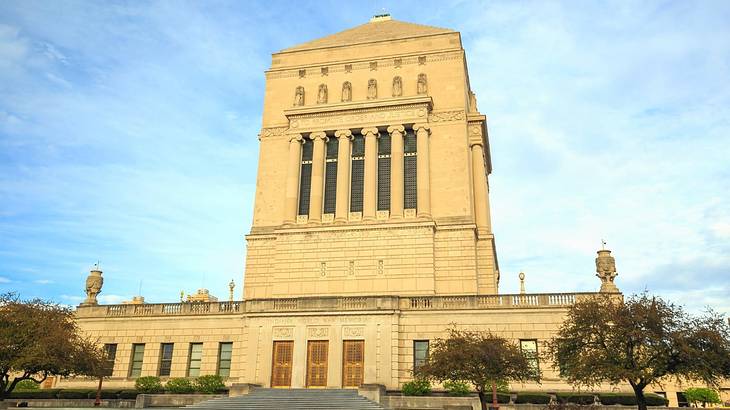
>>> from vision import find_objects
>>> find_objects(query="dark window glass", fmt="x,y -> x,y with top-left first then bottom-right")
298,163 -> 312,216
302,138 -> 313,161
159,343 -> 174,377
218,342 -> 233,378
413,340 -> 429,371
378,132 -> 391,154
129,344 -> 145,378
404,155 -> 417,209
326,137 -> 338,159
404,129 -> 417,153
351,133 -> 365,156
350,159 -> 364,212
188,343 -> 203,377
377,158 -> 390,211
323,161 -> 337,214
103,344 -> 117,377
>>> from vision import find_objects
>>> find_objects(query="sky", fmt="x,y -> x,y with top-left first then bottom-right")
0,0 -> 728,315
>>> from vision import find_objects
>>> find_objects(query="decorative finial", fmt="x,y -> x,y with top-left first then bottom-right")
82,264 -> 104,306
228,279 -> 235,302
595,246 -> 619,293
601,239 -> 607,250
519,271 -> 526,295
180,290 -> 185,302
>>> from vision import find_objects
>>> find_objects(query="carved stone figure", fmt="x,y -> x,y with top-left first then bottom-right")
293,86 -> 304,106
83,265 -> 104,306
417,73 -> 428,95
469,91 -> 478,112
317,84 -> 328,104
392,76 -> 402,97
595,249 -> 619,293
341,81 -> 352,102
367,79 -> 377,99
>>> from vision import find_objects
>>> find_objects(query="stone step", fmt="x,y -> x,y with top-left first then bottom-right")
185,388 -> 387,409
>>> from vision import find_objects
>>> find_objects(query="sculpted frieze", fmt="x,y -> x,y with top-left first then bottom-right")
343,326 -> 365,338
289,105 -> 428,131
429,110 -> 465,122
307,326 -> 329,338
259,126 -> 289,140
272,326 -> 294,339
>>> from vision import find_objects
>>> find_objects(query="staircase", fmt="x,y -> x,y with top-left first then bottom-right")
185,388 -> 388,409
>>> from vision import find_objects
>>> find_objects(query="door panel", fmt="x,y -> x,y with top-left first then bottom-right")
306,340 -> 328,387
271,341 -> 293,388
342,340 -> 364,388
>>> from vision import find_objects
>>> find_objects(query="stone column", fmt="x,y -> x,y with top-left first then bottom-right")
413,123 -> 431,219
470,141 -> 492,232
362,127 -> 379,221
388,124 -> 405,219
308,131 -> 327,224
284,134 -> 303,224
334,129 -> 353,223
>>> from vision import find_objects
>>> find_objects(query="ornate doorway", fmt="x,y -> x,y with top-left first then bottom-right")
342,340 -> 364,388
271,341 -> 293,388
306,340 -> 329,387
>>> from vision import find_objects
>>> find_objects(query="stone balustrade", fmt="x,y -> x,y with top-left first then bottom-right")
75,292 -> 610,318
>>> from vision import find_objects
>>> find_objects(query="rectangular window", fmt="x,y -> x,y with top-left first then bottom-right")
350,133 -> 364,212
129,344 -> 145,378
159,343 -> 174,377
298,138 -> 314,216
103,344 -> 117,377
188,343 -> 203,377
217,342 -> 233,378
404,128 -> 417,210
377,131 -> 391,211
520,339 -> 539,375
413,340 -> 429,371
323,137 -> 338,214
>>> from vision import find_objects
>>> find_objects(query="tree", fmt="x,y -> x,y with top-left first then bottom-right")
0,293 -> 110,403
684,387 -> 721,408
416,328 -> 540,410
547,293 -> 730,410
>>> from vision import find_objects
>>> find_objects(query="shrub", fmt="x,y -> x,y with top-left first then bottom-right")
556,392 -> 595,405
166,378 -> 195,394
599,393 -> 637,405
135,376 -> 163,393
645,393 -> 669,406
193,375 -> 226,394
497,393 -> 511,404
95,390 -> 122,399
515,392 -> 551,404
15,380 -> 40,390
118,390 -> 141,399
444,380 -> 471,396
58,389 -> 95,399
685,388 -> 720,407
8,389 -> 59,399
402,379 -> 432,396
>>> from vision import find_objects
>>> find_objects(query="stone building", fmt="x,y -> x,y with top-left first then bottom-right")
63,15 -> 717,407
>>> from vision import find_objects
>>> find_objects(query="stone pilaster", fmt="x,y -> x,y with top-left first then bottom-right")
362,127 -> 379,222
308,131 -> 327,224
334,129 -> 353,223
470,141 -> 492,233
413,123 -> 431,219
284,134 -> 303,224
388,124 -> 405,219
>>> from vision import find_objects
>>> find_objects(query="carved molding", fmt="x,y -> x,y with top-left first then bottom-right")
259,126 -> 289,140
429,110 -> 466,122
307,326 -> 329,339
343,326 -> 365,338
334,129 -> 353,139
272,326 -> 294,339
289,103 -> 430,132
387,124 -> 405,134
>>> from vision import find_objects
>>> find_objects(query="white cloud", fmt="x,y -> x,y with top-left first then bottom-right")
0,277 -> 12,283
33,279 -> 53,284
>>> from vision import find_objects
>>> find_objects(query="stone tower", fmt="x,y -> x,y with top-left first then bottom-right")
244,15 -> 498,299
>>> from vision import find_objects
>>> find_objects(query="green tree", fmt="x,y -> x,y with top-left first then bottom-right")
417,328 -> 539,410
547,294 -> 730,410
0,293 -> 109,403
684,387 -> 721,408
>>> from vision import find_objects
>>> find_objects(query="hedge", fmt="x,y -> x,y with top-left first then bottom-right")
645,393 -> 669,406
94,390 -> 123,399
515,392 -> 551,404
598,392 -> 668,406
8,389 -> 60,399
556,392 -> 596,405
118,390 -> 141,399
56,389 -> 94,399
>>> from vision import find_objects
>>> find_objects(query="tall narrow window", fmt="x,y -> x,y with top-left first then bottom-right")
103,344 -> 117,377
188,343 -> 203,377
129,344 -> 145,378
298,138 -> 313,216
404,128 -> 417,210
217,342 -> 233,377
350,133 -> 364,212
520,339 -> 539,375
159,343 -> 174,377
377,131 -> 391,211
413,340 -> 429,371
323,137 -> 338,214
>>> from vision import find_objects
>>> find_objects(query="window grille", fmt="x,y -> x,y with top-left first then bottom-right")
404,129 -> 417,153
103,344 -> 117,377
377,131 -> 391,211
159,343 -> 174,376
520,339 -> 539,376
218,342 -> 233,378
404,155 -> 417,209
129,344 -> 145,378
188,343 -> 203,377
298,137 -> 313,216
324,161 -> 337,214
350,133 -> 364,212
413,340 -> 429,371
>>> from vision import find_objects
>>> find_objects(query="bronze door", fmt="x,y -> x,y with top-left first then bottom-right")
271,341 -> 293,388
306,340 -> 329,387
342,340 -> 364,388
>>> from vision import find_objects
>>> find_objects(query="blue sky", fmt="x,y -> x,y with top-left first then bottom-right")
0,1 -> 728,314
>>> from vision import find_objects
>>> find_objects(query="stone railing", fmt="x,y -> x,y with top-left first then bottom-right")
76,292 -> 609,318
